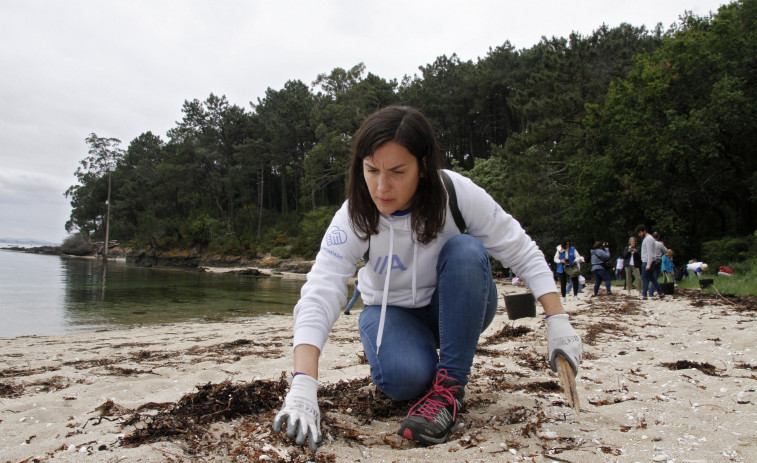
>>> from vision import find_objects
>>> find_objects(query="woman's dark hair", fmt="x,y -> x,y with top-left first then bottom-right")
592,241 -> 603,250
347,106 -> 446,245
561,237 -> 571,249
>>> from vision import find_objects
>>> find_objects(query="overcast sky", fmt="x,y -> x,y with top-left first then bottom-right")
0,0 -> 727,244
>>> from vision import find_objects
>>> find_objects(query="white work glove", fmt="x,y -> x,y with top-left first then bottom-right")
273,374 -> 322,451
546,313 -> 583,374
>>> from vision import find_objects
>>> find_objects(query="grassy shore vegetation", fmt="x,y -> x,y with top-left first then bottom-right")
683,234 -> 757,296
674,258 -> 757,296
686,262 -> 757,295
608,234 -> 757,296
63,2 -> 755,277
585,234 -> 757,296
602,263 -> 755,297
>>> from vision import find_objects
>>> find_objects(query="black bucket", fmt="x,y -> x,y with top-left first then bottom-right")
504,293 -> 536,320
699,278 -> 714,289
661,282 -> 675,295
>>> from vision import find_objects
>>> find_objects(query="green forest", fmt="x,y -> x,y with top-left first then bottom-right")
65,0 -> 757,265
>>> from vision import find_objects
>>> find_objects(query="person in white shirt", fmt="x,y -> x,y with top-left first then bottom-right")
615,256 -> 624,281
273,106 -> 583,449
635,224 -> 665,300
687,260 -> 709,278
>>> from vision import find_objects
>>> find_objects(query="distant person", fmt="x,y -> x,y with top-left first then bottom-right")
636,224 -> 664,300
614,256 -> 624,281
648,232 -> 668,297
661,249 -> 675,283
622,237 -> 642,293
272,106 -> 582,450
565,278 -> 579,294
687,260 -> 709,278
554,238 -> 583,301
343,280 -> 360,314
590,241 -> 613,296
566,256 -> 586,294
566,274 -> 585,294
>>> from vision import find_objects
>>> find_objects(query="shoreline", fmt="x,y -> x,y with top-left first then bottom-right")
1,284 -> 755,462
201,265 -> 311,280
3,244 -> 318,275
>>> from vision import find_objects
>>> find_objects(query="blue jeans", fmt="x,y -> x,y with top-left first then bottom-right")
559,272 -> 579,297
358,235 -> 498,400
343,281 -> 360,314
566,279 -> 583,294
641,261 -> 663,298
592,268 -> 612,295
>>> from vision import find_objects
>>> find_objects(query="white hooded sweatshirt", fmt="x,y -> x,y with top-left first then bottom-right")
293,169 -> 558,353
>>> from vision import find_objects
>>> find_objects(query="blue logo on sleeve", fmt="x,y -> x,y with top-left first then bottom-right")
326,226 -> 348,246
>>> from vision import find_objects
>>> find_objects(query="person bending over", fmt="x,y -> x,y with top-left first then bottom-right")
273,106 -> 582,449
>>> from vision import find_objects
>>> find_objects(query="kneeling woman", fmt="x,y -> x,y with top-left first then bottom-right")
273,106 -> 583,449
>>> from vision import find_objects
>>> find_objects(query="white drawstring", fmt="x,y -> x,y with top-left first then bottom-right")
375,223 -> 394,354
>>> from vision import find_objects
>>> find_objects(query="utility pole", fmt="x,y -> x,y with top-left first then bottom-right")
103,166 -> 115,261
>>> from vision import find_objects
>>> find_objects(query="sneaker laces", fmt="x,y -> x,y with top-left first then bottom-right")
407,370 -> 461,422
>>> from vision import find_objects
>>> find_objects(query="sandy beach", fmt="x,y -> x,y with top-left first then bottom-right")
1,278 -> 755,462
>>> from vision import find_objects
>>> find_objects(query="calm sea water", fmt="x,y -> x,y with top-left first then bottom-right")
0,248 -> 305,339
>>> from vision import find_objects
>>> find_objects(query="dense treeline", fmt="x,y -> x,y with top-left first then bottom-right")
65,1 -> 756,263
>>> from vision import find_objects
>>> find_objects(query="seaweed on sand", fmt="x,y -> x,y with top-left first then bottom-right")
659,360 -> 722,376
122,373 -> 289,447
121,373 -> 409,451
481,324 -> 533,346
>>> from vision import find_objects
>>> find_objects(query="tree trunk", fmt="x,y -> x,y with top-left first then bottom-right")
281,167 -> 288,216
310,179 -> 316,211
257,165 -> 264,240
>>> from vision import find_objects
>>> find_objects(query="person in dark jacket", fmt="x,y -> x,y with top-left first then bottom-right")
622,237 -> 642,293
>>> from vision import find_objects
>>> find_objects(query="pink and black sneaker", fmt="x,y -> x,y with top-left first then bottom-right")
397,369 -> 464,446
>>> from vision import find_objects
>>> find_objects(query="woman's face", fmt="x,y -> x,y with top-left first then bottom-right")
363,141 -> 422,215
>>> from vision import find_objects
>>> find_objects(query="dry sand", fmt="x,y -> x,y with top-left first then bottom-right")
1,280 -> 755,462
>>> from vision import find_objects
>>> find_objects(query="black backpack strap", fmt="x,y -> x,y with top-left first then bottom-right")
442,171 -> 466,234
